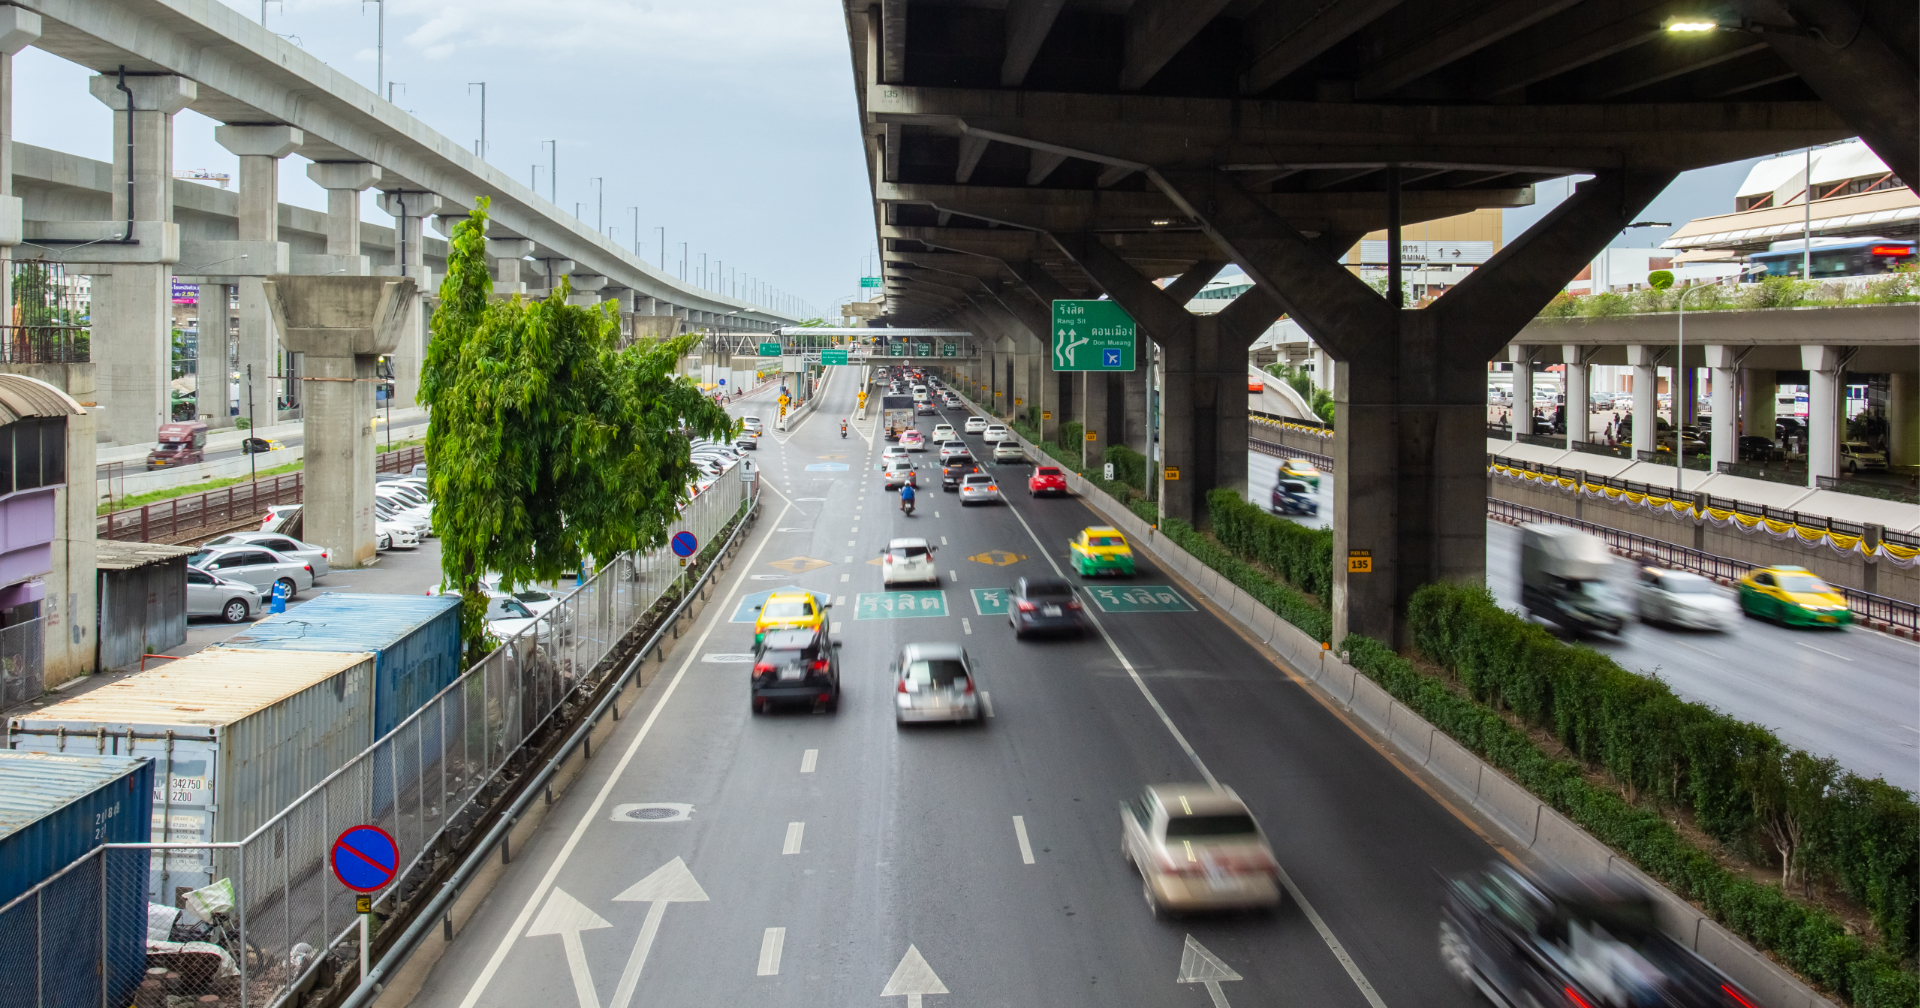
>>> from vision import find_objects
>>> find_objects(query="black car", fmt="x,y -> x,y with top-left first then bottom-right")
750,627 -> 841,713
1009,577 -> 1084,639
1270,479 -> 1317,516
1737,435 -> 1778,462
1441,863 -> 1757,1008
941,460 -> 977,491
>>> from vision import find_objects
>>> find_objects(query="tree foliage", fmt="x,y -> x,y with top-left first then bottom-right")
423,198 -> 736,649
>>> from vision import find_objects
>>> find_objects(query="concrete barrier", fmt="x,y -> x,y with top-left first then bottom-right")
1530,807 -> 1613,874
1424,733 -> 1484,799
1387,704 -> 1435,764
1472,773 -> 1544,847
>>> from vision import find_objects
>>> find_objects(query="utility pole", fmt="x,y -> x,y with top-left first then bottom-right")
630,207 -> 640,256
468,82 -> 486,159
531,164 -> 541,192
542,140 -> 556,203
680,242 -> 688,282
657,227 -> 666,271
594,177 -> 604,232
361,0 -> 384,99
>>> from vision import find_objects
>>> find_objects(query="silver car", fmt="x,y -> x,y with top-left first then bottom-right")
992,441 -> 1026,464
186,566 -> 268,623
188,544 -> 315,600
958,472 -> 1000,506
203,531 -> 330,577
892,642 -> 982,725
1632,567 -> 1736,630
1121,784 -> 1280,917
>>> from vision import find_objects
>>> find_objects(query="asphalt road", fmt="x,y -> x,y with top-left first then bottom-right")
97,414 -> 433,475
1244,453 -> 1920,791
409,368 -> 1501,1008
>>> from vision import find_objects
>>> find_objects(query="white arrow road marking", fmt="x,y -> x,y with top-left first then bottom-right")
881,945 -> 948,1007
606,858 -> 711,1008
524,889 -> 611,1008
783,821 -> 806,855
1178,935 -> 1242,1008
757,927 -> 786,976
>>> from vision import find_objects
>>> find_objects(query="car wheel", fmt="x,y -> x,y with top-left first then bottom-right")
750,697 -> 762,715
275,577 -> 298,600
222,599 -> 250,623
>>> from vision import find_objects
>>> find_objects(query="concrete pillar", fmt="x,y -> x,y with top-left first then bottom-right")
87,73 -> 195,447
1741,367 -> 1776,444
1889,372 -> 1918,469
1035,351 -> 1060,442
1561,346 -> 1590,445
194,283 -> 232,426
216,127 -> 302,428
304,162 -> 380,276
1011,347 -> 1032,421
1627,345 -> 1659,458
1079,370 -> 1108,469
0,8 -> 42,323
485,237 -> 533,297
1155,314 -> 1254,521
375,191 -> 441,410
262,276 -> 413,567
1122,358 -> 1149,453
1705,347 -> 1741,472
1508,345 -> 1533,439
1803,345 -> 1843,484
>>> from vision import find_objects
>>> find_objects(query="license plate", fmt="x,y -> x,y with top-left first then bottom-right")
778,667 -> 804,681
1042,605 -> 1062,617
1817,614 -> 1835,623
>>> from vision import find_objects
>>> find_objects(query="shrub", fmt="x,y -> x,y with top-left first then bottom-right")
1541,292 -> 1579,317
1157,515 -> 1331,641
1205,488 -> 1333,606
1058,421 -> 1083,450
1104,444 -> 1149,493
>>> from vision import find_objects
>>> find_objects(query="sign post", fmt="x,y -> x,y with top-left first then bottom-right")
672,531 -> 699,598
1050,300 -> 1137,371
331,825 -> 398,984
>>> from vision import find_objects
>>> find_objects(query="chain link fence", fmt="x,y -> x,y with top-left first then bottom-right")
0,616 -> 44,711
0,472 -> 751,1008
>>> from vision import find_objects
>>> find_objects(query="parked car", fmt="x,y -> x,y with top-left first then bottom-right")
1028,465 -> 1068,496
187,544 -> 314,600
882,537 -> 939,587
187,567 -> 269,623
1737,435 -> 1778,462
203,532 -> 331,578
1008,577 -> 1083,638
958,472 -> 1000,505
1631,567 -> 1735,630
891,642 -> 982,726
750,627 -> 841,713
1121,783 -> 1279,917
1840,441 -> 1889,473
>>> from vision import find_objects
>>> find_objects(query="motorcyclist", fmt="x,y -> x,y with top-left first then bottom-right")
899,480 -> 916,516
841,419 -> 848,438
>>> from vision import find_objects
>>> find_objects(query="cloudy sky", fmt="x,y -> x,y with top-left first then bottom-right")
13,0 -> 1791,310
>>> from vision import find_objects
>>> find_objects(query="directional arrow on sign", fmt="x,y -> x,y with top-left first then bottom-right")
526,888 -> 612,1008
606,858 -> 709,1008
881,945 -> 949,1007
1177,934 -> 1243,1008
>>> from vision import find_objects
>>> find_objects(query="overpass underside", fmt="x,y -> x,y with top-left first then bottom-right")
842,0 -> 1916,644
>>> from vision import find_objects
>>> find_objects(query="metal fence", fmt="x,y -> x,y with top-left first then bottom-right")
1249,437 -> 1332,472
6,260 -> 90,364
0,616 -> 44,710
96,447 -> 427,544
5,470 -> 751,1008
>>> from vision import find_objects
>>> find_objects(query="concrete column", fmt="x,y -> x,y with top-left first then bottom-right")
1803,345 -> 1843,484
376,191 -> 442,410
0,8 -> 42,321
1741,367 -> 1776,443
1704,347 -> 1740,472
1627,345 -> 1659,458
216,127 -> 302,428
1507,345 -> 1533,439
194,283 -> 231,426
1011,347 -> 1032,422
1889,372 -> 1918,469
263,276 -> 413,567
303,162 -> 380,276
87,74 -> 195,447
1079,370 -> 1108,469
1122,357 -> 1149,453
1035,351 -> 1060,442
1561,345 -> 1590,445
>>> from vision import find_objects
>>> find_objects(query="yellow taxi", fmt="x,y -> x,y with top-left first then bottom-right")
1279,459 -> 1321,489
752,589 -> 828,644
1736,565 -> 1852,628
1069,526 -> 1135,578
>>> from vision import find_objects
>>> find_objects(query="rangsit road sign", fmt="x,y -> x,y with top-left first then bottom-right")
1051,300 -> 1136,371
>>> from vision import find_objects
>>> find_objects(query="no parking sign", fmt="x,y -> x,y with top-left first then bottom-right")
330,825 -> 398,893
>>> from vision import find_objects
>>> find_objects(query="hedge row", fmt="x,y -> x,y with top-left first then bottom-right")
1156,514 -> 1332,643
1205,488 -> 1334,607
1405,583 -> 1918,962
1344,616 -> 1917,1008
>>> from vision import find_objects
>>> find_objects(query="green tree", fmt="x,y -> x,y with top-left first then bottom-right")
424,199 -> 736,653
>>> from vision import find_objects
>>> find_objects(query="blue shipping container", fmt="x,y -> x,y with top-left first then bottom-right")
217,593 -> 463,737
0,750 -> 153,1008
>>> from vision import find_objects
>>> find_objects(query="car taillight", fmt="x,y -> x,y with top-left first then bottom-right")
303,564 -> 313,573
753,662 -> 776,675
962,679 -> 975,694
321,551 -> 328,559
884,555 -> 894,563
897,678 -> 908,693
1066,600 -> 1081,610
818,693 -> 832,703
1564,988 -> 1596,1008
812,660 -> 829,671
1016,600 -> 1037,611
1720,986 -> 1758,1008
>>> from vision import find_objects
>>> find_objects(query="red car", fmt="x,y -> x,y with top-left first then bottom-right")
1027,465 -> 1069,497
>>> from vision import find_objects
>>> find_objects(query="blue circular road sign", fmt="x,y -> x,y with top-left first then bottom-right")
330,825 -> 398,893
670,531 -> 699,558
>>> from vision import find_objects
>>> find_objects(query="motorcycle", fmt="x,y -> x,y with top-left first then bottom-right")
901,496 -> 915,517
841,422 -> 848,438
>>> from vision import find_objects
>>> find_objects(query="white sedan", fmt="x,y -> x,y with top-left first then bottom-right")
964,416 -> 989,434
1632,567 -> 1737,630
982,424 -> 1011,443
881,537 -> 939,586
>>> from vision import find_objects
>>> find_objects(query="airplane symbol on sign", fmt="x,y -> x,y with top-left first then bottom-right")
1103,348 -> 1122,367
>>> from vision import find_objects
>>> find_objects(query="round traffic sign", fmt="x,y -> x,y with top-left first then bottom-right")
670,531 -> 699,558
330,825 -> 398,893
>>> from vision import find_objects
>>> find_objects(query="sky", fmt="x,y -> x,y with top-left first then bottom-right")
11,1 -> 1802,310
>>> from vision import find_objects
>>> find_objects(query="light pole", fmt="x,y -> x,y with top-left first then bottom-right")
656,227 -> 666,271
593,177 -> 603,232
360,0 -> 384,98
468,82 -> 486,159
542,140 -> 556,203
629,208 -> 640,256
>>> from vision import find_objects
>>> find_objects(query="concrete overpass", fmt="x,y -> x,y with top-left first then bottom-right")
0,0 -> 803,450
839,0 -> 1913,643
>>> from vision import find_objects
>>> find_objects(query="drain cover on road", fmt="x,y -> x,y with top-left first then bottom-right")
611,803 -> 694,822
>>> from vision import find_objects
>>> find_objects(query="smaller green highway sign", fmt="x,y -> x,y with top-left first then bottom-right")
1051,300 -> 1136,371
941,343 -> 957,357
820,349 -> 849,365
758,342 -> 782,356
860,276 -> 881,288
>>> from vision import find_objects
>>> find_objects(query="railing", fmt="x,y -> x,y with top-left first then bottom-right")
1715,460 -> 1808,488
0,616 -> 44,710
1517,432 -> 1565,449
375,444 -> 426,475
1816,475 -> 1920,505
1489,497 -> 1920,634
6,472 -> 754,1008
1569,439 -> 1630,460
0,324 -> 89,363
1250,436 -> 1332,471
99,473 -> 304,543
1633,449 -> 1710,471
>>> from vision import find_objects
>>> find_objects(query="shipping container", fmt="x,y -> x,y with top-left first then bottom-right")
0,749 -> 153,905
6,648 -> 373,905
217,593 -> 463,737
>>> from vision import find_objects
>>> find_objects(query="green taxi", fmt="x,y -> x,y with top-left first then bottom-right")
1069,526 -> 1135,578
1737,565 -> 1852,628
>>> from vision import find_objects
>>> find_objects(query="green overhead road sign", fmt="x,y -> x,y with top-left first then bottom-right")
1051,300 -> 1136,371
758,342 -> 782,356
941,343 -> 957,357
860,276 -> 881,288
820,349 -> 849,365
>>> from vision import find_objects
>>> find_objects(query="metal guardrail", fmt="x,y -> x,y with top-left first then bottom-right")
1249,437 -> 1332,472
96,446 -> 426,544
1489,497 -> 1920,634
1816,475 -> 1920,505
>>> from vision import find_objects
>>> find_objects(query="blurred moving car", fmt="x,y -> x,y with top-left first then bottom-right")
883,459 -> 918,489
187,567 -> 269,623
901,429 -> 927,451
1519,525 -> 1627,638
1028,465 -> 1068,497
1070,527 -> 1134,577
1121,784 -> 1279,917
1270,479 -> 1316,516
892,642 -> 982,726
931,423 -> 956,441
882,537 -> 939,587
1440,863 -> 1759,1008
992,441 -> 1027,464
1632,567 -> 1736,630
188,545 -> 314,600
146,421 -> 208,470
750,627 -> 840,713
1279,458 -> 1321,488
964,416 -> 990,434
958,472 -> 1000,505
752,588 -> 829,645
1737,565 -> 1852,627
204,531 -> 331,577
938,441 -> 972,464
882,444 -> 910,461
1008,577 -> 1083,638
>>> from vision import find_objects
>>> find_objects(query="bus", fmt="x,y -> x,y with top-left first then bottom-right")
1749,237 -> 1914,279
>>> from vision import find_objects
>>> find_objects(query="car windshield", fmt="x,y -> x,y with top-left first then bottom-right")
889,545 -> 930,559
187,550 -> 215,567
487,597 -> 535,619
763,600 -> 814,620
906,658 -> 968,686
1567,579 -> 1622,604
964,476 -> 991,485
1089,536 -> 1122,547
1780,575 -> 1831,593
1024,582 -> 1073,600
1165,814 -> 1258,838
1661,577 -> 1717,595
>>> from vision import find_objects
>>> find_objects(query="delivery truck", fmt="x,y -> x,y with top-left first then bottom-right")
1519,524 -> 1628,638
882,394 -> 914,441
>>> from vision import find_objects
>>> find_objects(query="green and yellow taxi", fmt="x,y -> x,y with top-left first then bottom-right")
1279,458 -> 1321,489
1736,565 -> 1852,628
752,589 -> 828,644
1069,526 -> 1135,578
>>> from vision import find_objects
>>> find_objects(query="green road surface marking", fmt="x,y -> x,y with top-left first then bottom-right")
1083,585 -> 1194,613
854,591 -> 948,620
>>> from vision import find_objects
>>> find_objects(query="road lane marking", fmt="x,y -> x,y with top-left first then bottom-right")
999,494 -> 1390,1008
1012,815 -> 1035,863
980,690 -> 993,716
940,536 -> 948,545
961,618 -> 972,634
800,749 -> 818,773
757,927 -> 786,976
783,821 -> 805,855
841,573 -> 850,582
607,859 -> 710,1008
832,621 -> 843,633
1674,640 -> 1718,658
949,569 -> 958,581
836,596 -> 846,605
1795,641 -> 1853,661
453,497 -> 794,1008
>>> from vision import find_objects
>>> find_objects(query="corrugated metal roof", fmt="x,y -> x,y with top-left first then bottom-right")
95,540 -> 198,571
218,593 -> 461,651
0,749 -> 147,837
0,374 -> 83,425
12,648 -> 374,728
